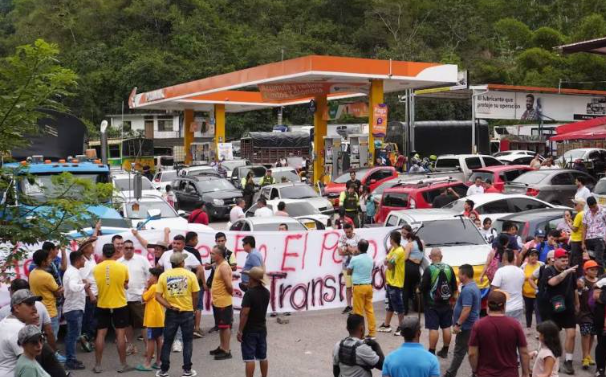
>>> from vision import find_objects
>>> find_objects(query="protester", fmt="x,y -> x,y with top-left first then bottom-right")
479,236 -> 507,284
346,171 -> 362,194
62,250 -> 89,370
131,227 -> 170,265
210,245 -> 234,360
463,200 -> 480,219
112,234 -> 125,258
419,248 -> 457,358
254,198 -> 273,218
401,224 -> 424,315
237,267 -> 270,377
582,196 -> 606,268
188,202 -> 209,225
155,252 -> 200,377
521,249 -> 543,330
347,239 -> 376,339
275,201 -> 289,216
569,198 -> 585,273
15,325 -> 48,377
483,179 -> 499,193
78,237 -> 98,352
92,243 -> 132,373
575,176 -> 592,203
578,260 -> 599,370
359,186 -> 370,227
339,223 -> 360,314
241,236 -> 264,292
334,207 -> 355,229
136,267 -> 164,372
278,223 -> 288,231
378,231 -> 406,335
591,277 -> 606,377
382,316 -> 440,377
530,153 -> 542,169
340,183 -> 360,228
557,210 -> 573,236
118,239 -> 152,355
537,248 -> 578,375
183,232 -> 205,338
467,177 -> 485,196
163,185 -> 177,208
432,187 -> 460,209
230,198 -> 246,223
444,264 -> 481,377
479,218 -> 497,243
205,233 -> 238,332
532,321 -> 562,377
491,249 -> 526,324
332,314 -> 384,377
468,290 -> 530,377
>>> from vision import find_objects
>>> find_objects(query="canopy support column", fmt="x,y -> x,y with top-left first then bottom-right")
313,95 -> 327,185
368,79 -> 384,165
214,104 -> 226,158
184,109 -> 194,164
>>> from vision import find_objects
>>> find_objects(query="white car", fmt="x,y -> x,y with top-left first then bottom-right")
494,150 -> 543,165
151,170 -> 178,192
220,160 -> 249,179
112,173 -> 162,200
178,166 -> 221,178
118,196 -> 212,232
594,178 -> 606,206
243,199 -> 330,229
442,193 -> 566,222
269,167 -> 301,183
229,216 -> 310,232
254,183 -> 334,215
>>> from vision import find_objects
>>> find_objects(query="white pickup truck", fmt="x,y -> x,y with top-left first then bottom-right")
434,154 -> 503,181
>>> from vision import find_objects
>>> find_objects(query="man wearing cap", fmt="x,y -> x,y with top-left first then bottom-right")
569,198 -> 586,273
332,314 -> 384,377
155,251 -> 200,377
131,227 -> 170,265
537,248 -> 579,374
468,291 -> 530,377
15,325 -> 47,377
491,250 -> 526,324
92,243 -> 132,374
237,266 -> 270,377
382,317 -> 440,377
210,245 -> 234,361
578,260 -> 600,370
582,196 -> 606,268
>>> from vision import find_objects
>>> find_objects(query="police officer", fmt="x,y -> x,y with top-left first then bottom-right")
332,314 -> 384,377
260,169 -> 276,187
340,183 -> 360,228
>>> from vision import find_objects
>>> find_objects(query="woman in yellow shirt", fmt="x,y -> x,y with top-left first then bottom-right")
137,267 -> 165,371
521,249 -> 543,330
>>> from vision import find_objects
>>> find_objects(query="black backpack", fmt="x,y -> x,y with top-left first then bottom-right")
430,264 -> 453,303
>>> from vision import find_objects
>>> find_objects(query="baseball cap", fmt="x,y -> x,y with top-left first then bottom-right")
535,229 -> 545,237
148,241 -> 168,250
11,289 -> 41,307
554,248 -> 568,259
241,267 -> 267,285
17,325 -> 43,346
584,260 -> 599,270
487,290 -> 507,308
169,251 -> 186,265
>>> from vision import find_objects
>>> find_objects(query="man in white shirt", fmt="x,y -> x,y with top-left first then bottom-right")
466,177 -> 485,196
78,238 -> 98,351
118,240 -> 151,356
490,249 -> 525,324
62,250 -> 89,370
254,197 -> 273,218
575,176 -> 592,203
229,198 -> 246,223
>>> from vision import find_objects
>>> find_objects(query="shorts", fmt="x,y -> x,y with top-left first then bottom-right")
580,322 -> 597,336
127,301 -> 144,329
550,310 -> 577,330
241,331 -> 267,362
196,289 -> 204,311
96,306 -> 130,329
385,285 -> 404,314
424,306 -> 453,330
343,270 -> 352,288
147,327 -> 163,340
213,305 -> 233,329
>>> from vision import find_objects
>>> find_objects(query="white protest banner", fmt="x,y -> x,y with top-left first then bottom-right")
1,227 -> 395,313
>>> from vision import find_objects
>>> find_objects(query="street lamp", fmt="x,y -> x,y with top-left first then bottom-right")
100,120 -> 108,165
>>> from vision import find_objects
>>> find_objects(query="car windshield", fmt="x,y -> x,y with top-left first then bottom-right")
20,173 -> 110,201
125,201 -> 177,219
435,158 -> 459,169
442,199 -> 466,212
512,171 -> 550,185
373,180 -> 400,196
221,160 -> 248,171
493,219 -> 525,235
281,202 -> 320,216
418,219 -> 487,247
493,152 -> 512,157
159,171 -> 177,182
114,177 -> 154,191
187,168 -> 216,177
197,179 -> 236,192
281,185 -> 318,199
334,169 -> 370,183
468,171 -> 494,183
563,150 -> 587,161
595,180 -> 606,195
254,221 -> 307,231
239,167 -> 266,178
272,171 -> 301,183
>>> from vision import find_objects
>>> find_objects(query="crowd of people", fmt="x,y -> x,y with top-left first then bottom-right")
0,228 -> 270,377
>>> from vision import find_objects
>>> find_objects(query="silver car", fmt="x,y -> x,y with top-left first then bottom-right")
503,169 -> 595,205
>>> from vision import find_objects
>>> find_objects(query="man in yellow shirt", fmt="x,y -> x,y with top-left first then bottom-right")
210,245 -> 234,361
29,249 -> 63,339
92,243 -> 131,374
378,230 -> 406,335
569,198 -> 585,274
155,252 -> 200,377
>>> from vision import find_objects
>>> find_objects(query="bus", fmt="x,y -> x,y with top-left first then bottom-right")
89,138 -> 155,171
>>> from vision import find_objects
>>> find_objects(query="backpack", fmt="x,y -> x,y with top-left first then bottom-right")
485,252 -> 500,282
338,338 -> 363,367
429,263 -> 453,303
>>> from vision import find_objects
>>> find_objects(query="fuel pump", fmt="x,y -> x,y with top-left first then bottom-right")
348,134 -> 369,169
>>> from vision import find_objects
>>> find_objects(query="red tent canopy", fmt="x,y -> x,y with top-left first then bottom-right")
555,116 -> 606,135
551,124 -> 606,141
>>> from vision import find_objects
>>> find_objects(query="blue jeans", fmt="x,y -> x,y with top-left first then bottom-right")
50,316 -> 60,340
82,297 -> 97,339
63,310 -> 83,362
161,310 -> 194,372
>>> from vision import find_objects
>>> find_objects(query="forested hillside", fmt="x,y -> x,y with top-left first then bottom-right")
1,0 -> 605,137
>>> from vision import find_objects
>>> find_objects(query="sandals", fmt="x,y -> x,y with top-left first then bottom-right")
118,364 -> 135,373
92,366 -> 103,374
135,364 -> 153,372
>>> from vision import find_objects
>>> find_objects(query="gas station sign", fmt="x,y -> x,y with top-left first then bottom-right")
259,82 -> 369,101
372,103 -> 388,137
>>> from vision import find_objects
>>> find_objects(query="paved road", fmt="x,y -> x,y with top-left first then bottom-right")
67,303 -> 594,377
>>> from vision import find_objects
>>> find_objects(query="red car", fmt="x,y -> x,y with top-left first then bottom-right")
375,179 -> 469,223
324,166 -> 398,207
467,165 -> 534,193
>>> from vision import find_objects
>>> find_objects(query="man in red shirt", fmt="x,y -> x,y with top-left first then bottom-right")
483,179 -> 500,193
468,290 -> 530,377
188,203 -> 209,225
463,200 -> 480,219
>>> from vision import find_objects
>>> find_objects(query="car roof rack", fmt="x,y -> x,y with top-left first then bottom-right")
390,176 -> 458,189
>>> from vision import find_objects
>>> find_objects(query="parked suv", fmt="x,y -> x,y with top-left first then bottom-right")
435,154 -> 503,180
323,166 -> 398,207
467,165 -> 533,192
504,169 -> 596,205
172,176 -> 242,220
375,178 -> 468,223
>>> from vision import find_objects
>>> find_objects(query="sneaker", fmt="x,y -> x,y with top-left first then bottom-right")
182,370 -> 197,377
377,324 -> 392,333
193,330 -> 204,339
562,360 -> 574,375
214,351 -> 233,360
172,340 -> 183,353
156,370 -> 169,377
589,356 -> 596,366
209,346 -> 222,355
436,348 -> 449,359
583,357 -> 591,370
79,336 -> 93,353
117,364 -> 135,373
597,369 -> 606,377
65,361 -> 85,370
393,327 -> 401,336
55,352 -> 67,363
342,306 -> 352,314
